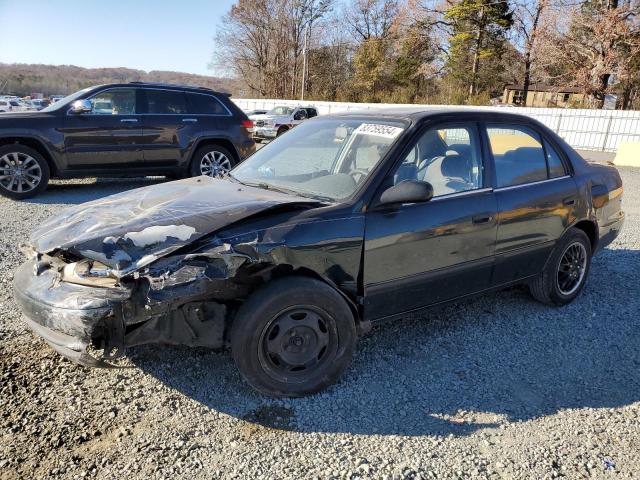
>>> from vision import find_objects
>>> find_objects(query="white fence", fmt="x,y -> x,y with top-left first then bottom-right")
233,98 -> 640,153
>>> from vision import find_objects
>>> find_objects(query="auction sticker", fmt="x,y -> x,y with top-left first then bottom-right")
354,123 -> 403,139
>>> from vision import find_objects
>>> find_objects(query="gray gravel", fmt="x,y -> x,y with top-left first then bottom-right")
1,171 -> 639,480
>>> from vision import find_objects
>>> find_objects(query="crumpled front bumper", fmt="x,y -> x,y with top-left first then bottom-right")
13,259 -> 130,367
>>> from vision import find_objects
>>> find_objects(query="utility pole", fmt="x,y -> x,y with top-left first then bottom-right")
301,23 -> 309,101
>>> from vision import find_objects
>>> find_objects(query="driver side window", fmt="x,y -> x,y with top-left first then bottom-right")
88,88 -> 136,115
392,124 -> 483,197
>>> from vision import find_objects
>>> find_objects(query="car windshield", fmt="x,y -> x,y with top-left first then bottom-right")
232,118 -> 407,201
41,87 -> 94,112
267,106 -> 293,116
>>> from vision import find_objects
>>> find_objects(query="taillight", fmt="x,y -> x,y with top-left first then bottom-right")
242,120 -> 254,129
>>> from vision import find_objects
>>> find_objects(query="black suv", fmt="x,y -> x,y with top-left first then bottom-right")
0,82 -> 256,199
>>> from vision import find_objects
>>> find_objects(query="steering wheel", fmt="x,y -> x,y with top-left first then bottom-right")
348,168 -> 369,184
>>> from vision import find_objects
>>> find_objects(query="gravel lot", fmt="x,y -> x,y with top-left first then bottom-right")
1,169 -> 639,480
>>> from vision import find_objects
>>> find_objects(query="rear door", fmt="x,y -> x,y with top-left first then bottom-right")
139,89 -> 200,167
185,91 -> 232,140
363,122 -> 498,320
61,87 -> 144,169
485,122 -> 578,285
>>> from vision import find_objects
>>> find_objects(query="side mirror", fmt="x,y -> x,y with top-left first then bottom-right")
70,99 -> 92,114
377,180 -> 434,207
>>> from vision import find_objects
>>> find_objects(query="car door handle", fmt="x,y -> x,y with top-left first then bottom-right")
472,214 -> 493,224
120,118 -> 138,123
182,118 -> 198,123
563,197 -> 576,206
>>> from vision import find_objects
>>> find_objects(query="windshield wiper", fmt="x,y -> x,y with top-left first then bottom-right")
239,180 -> 332,202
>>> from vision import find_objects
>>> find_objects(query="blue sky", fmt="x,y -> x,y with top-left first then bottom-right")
0,0 -> 237,76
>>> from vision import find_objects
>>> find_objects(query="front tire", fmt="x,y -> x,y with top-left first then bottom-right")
189,145 -> 235,178
0,144 -> 50,200
231,277 -> 357,397
529,227 -> 592,306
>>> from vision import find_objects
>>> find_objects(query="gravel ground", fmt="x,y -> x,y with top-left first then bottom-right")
1,171 -> 639,480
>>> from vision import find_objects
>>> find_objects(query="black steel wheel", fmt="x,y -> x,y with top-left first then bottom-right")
529,227 -> 592,306
231,277 -> 356,397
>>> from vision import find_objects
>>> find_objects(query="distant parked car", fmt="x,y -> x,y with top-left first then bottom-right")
245,109 -> 268,117
0,82 -> 256,199
251,105 -> 318,141
0,100 -> 12,113
51,95 -> 65,103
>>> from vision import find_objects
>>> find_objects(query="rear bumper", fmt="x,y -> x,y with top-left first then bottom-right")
597,211 -> 625,252
252,126 -> 278,139
13,260 -> 129,367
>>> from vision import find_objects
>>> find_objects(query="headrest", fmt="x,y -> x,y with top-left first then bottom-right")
441,153 -> 468,179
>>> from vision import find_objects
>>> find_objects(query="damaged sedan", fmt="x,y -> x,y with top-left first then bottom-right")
15,109 -> 624,396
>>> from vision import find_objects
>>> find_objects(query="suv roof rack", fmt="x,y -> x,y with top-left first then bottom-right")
128,81 -> 217,92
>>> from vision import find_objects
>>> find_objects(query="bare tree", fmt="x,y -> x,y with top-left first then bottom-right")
511,0 -> 549,104
346,0 -> 399,40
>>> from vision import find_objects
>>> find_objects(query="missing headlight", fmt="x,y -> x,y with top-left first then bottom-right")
62,259 -> 119,288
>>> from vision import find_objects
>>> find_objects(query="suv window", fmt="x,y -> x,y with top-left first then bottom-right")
88,88 -> 136,115
304,108 -> 317,118
390,124 -> 483,197
143,89 -> 187,114
186,93 -> 228,115
487,124 -> 548,188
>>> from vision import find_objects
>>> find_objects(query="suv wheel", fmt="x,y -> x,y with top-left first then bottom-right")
190,145 -> 235,178
529,227 -> 592,306
0,145 -> 50,200
231,277 -> 357,397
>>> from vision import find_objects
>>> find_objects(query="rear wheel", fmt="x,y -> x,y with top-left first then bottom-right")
231,277 -> 356,397
189,145 -> 235,178
529,228 -> 591,306
0,144 -> 50,200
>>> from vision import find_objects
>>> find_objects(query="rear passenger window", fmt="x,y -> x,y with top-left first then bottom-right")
544,140 -> 566,178
144,90 -> 187,114
186,93 -> 229,115
487,125 -> 547,188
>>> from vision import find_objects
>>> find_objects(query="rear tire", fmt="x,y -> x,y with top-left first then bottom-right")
189,144 -> 236,178
529,228 -> 592,306
231,277 -> 356,397
0,144 -> 50,200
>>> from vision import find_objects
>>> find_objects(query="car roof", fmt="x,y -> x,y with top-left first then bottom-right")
326,107 -> 537,124
86,82 -> 228,96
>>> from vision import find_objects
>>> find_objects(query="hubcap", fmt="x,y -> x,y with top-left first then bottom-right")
0,152 -> 42,193
259,307 -> 337,380
557,241 -> 587,295
200,151 -> 231,177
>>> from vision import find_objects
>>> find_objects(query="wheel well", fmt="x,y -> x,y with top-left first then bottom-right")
573,220 -> 598,251
277,125 -> 289,132
0,137 -> 57,176
192,139 -> 239,165
253,266 -> 362,326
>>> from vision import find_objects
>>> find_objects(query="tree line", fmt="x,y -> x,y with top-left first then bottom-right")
0,64 -> 238,98
212,0 -> 640,109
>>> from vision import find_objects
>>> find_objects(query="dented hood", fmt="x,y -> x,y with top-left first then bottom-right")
30,176 -> 319,275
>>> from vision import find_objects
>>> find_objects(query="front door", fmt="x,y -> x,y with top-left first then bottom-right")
138,89 -> 201,167
363,122 -> 498,321
485,122 -> 579,285
61,88 -> 144,169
